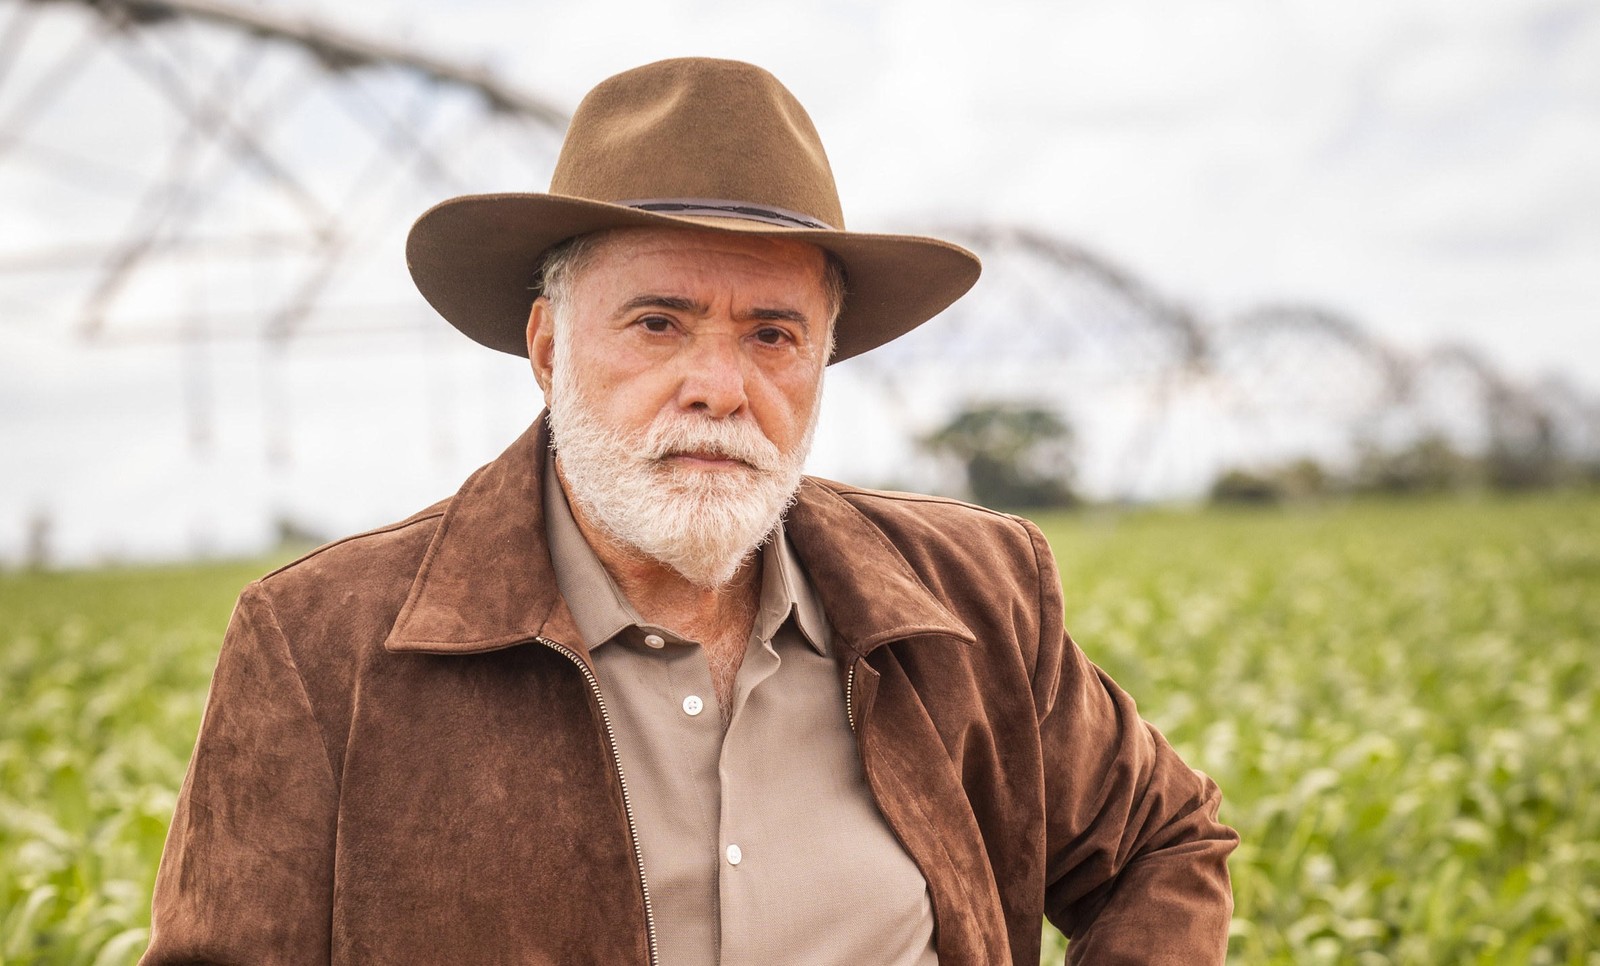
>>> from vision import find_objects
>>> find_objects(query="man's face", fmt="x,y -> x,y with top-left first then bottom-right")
531,226 -> 833,456
527,226 -> 834,587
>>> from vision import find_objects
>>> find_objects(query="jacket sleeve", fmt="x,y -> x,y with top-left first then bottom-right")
1023,519 -> 1238,964
141,581 -> 338,965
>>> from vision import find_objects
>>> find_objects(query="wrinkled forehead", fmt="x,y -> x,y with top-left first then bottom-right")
573,225 -> 831,286
540,227 -> 844,365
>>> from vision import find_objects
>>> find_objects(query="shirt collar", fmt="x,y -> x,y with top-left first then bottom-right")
543,451 -> 830,656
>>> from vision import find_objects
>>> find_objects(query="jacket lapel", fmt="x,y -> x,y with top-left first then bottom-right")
385,417 -> 584,656
785,478 -> 975,657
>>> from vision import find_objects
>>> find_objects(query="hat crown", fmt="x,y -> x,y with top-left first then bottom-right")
549,58 -> 846,230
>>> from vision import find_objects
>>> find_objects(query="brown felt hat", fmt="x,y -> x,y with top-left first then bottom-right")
405,57 -> 981,364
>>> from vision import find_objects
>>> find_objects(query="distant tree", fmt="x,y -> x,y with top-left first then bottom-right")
24,508 -> 53,570
1485,412 -> 1564,491
1208,457 -> 1333,506
275,515 -> 330,550
1354,433 -> 1476,493
1279,458 -> 1331,499
920,402 -> 1077,509
1209,469 -> 1282,505
1349,421 -> 1589,496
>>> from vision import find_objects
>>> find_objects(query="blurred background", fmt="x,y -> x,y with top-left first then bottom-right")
1,0 -> 1595,565
2,0 -> 1596,963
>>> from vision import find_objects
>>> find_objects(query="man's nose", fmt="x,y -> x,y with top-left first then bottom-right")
676,333 -> 749,418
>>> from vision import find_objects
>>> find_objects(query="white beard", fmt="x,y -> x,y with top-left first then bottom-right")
547,344 -> 820,590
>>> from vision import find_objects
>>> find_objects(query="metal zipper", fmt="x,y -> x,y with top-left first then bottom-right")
845,660 -> 858,733
535,636 -> 659,966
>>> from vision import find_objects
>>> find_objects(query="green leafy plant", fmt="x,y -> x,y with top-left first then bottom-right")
4,495 -> 1597,964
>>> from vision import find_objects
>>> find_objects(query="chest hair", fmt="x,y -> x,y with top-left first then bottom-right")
701,632 -> 746,729
675,604 -> 755,730
629,571 -> 760,730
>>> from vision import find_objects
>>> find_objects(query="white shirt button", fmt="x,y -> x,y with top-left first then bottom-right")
643,634 -> 666,649
726,844 -> 742,866
682,695 -> 704,717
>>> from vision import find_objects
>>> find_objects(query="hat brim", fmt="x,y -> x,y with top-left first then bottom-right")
404,193 -> 981,364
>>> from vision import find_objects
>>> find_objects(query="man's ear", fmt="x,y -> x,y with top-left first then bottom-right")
527,297 -> 556,402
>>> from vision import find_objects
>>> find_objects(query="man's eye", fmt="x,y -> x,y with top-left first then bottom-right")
754,327 -> 790,346
638,316 -> 673,334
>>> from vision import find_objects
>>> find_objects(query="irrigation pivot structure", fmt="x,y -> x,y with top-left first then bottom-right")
1,2 -> 1592,515
0,0 -> 568,464
846,221 -> 1598,498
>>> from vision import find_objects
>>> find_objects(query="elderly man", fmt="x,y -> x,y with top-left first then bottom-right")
143,58 -> 1236,965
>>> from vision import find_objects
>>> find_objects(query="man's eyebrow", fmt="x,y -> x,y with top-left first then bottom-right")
616,294 -> 705,316
744,307 -> 811,330
615,294 -> 811,331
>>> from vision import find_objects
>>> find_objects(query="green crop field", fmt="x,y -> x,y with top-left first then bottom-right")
3,494 -> 1598,964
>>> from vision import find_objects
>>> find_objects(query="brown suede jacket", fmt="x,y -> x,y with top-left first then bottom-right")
142,418 -> 1237,965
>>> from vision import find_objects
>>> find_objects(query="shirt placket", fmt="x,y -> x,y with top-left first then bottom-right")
714,633 -> 783,964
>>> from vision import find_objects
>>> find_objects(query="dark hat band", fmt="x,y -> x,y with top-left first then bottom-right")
620,197 -> 836,231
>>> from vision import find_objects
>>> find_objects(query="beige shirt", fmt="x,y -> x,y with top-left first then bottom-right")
545,458 -> 938,965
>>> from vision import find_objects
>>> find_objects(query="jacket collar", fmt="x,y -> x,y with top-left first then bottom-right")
386,418 -> 581,656
784,478 -> 975,656
385,415 -> 973,657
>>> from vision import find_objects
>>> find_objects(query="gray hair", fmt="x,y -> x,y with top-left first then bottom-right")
536,233 -> 608,321
536,231 -> 847,352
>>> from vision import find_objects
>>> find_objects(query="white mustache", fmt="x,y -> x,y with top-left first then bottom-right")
637,416 -> 782,472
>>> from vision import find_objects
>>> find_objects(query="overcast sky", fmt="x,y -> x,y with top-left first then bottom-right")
2,0 -> 1596,565
357,0 -> 1599,379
